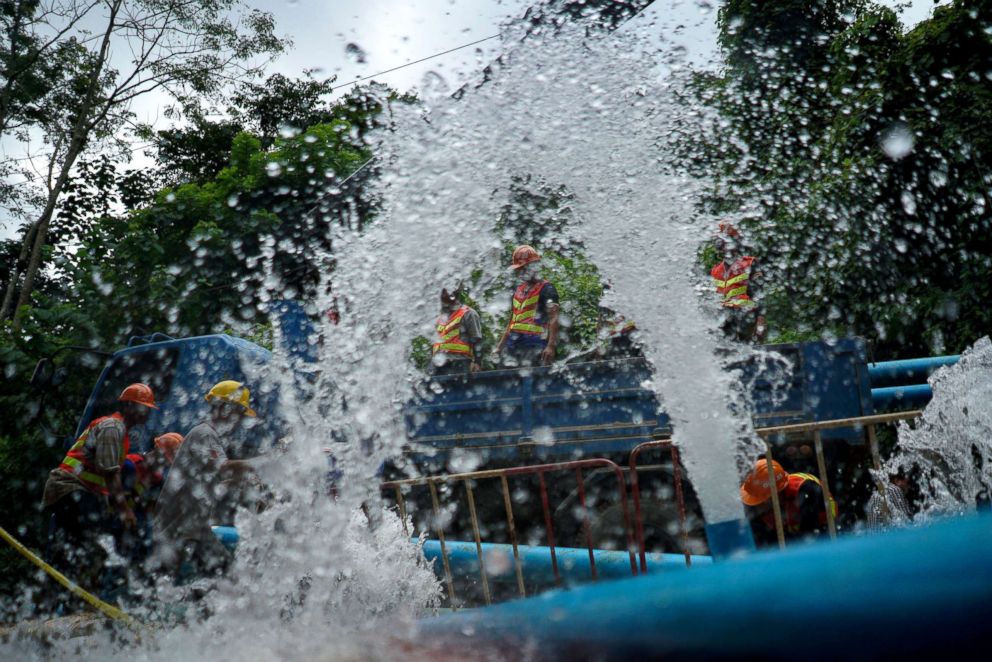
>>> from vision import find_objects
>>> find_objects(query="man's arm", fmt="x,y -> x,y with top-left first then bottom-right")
541,304 -> 560,365
108,473 -> 137,527
748,258 -> 767,341
462,309 -> 484,371
494,295 -> 514,354
220,459 -> 255,480
540,284 -> 560,365
91,421 -> 135,527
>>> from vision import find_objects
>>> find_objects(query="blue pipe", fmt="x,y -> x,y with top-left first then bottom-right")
210,527 -> 712,587
422,540 -> 710,588
704,518 -> 756,559
871,383 -> 933,410
418,513 -> 992,659
867,355 -> 959,386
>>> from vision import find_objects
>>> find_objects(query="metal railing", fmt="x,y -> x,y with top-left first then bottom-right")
628,439 -> 691,571
381,458 -> 637,608
383,409 -> 925,606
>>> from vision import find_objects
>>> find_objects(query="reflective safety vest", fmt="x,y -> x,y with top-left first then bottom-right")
432,305 -> 473,357
509,281 -> 548,337
769,472 -> 839,534
711,256 -> 757,309
58,414 -> 130,496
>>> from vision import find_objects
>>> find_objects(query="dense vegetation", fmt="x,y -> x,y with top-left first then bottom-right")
1,0 -> 990,613
695,0 -> 992,356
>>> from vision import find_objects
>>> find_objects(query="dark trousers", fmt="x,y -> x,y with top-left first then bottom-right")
721,308 -> 760,343
430,358 -> 473,376
44,490 -> 114,596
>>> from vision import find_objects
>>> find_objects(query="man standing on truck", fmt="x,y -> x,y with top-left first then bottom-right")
42,383 -> 158,591
494,245 -> 561,366
152,380 -> 258,580
711,223 -> 767,343
740,458 -> 837,545
431,287 -> 483,375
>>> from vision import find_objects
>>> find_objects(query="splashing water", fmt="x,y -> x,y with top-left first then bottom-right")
14,13 -> 768,660
888,336 -> 992,519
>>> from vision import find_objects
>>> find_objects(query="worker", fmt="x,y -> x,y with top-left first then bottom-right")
494,245 -> 561,367
41,383 -> 157,592
122,434 -> 183,512
152,381 -> 258,580
711,223 -> 767,342
152,431 -> 184,468
120,433 -> 183,562
431,287 -> 483,375
740,458 -> 838,545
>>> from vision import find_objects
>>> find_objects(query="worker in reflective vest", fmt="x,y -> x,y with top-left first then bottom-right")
740,458 -> 838,546
431,287 -> 483,375
495,245 -> 560,367
120,433 -> 182,563
41,383 -> 157,589
711,223 -> 767,342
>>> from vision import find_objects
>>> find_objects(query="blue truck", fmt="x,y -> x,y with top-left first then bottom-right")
34,303 -> 952,554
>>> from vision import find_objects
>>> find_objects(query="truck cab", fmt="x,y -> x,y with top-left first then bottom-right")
75,332 -> 279,454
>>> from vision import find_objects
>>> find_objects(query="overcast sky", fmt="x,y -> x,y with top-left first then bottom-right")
2,0 -> 945,240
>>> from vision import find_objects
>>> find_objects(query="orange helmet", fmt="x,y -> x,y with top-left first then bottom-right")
740,458 -> 789,506
119,383 -> 158,409
154,432 -> 184,464
510,245 -> 541,271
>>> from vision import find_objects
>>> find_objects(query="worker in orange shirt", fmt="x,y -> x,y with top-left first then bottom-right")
740,458 -> 838,546
711,223 -> 767,342
42,384 -> 158,590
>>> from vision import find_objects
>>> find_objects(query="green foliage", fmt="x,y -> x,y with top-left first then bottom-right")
0,76 -> 394,607
695,0 -> 992,358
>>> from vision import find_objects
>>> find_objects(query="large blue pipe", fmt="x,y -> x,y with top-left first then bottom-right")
867,354 -> 959,386
416,513 -> 992,659
422,540 -> 711,588
211,527 -> 712,588
871,383 -> 933,410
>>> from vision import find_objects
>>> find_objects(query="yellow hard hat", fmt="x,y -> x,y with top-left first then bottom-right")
205,380 -> 257,417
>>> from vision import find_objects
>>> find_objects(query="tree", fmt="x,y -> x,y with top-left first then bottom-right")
693,0 -> 992,356
0,0 -> 287,328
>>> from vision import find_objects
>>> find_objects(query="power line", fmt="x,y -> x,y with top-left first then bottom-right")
330,33 -> 500,92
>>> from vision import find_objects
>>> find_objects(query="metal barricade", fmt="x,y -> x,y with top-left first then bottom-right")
381,458 -> 638,609
628,439 -> 691,572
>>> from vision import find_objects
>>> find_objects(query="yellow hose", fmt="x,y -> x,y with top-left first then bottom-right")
0,524 -> 138,628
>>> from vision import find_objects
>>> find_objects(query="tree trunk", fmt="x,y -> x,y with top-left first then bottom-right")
10,0 -> 121,331
11,141 -> 82,331
0,219 -> 38,321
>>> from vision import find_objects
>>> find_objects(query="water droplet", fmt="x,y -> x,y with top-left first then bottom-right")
227,193 -> 240,207
533,426 -> 555,446
900,190 -> 917,216
880,122 -> 914,160
266,161 -> 283,177
278,123 -> 300,139
448,449 -> 482,472
345,43 -> 367,64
